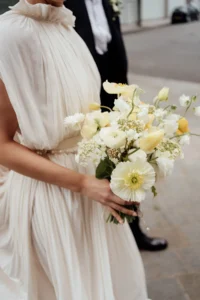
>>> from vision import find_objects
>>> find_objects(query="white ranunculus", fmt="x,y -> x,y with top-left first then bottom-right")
114,97 -> 130,113
194,106 -> 200,117
64,113 -> 85,130
156,157 -> 174,177
179,94 -> 190,107
180,135 -> 190,146
128,149 -> 147,163
99,128 -> 127,149
110,161 -> 155,203
163,119 -> 178,138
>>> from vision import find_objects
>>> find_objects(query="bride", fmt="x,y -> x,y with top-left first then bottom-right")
0,0 -> 148,299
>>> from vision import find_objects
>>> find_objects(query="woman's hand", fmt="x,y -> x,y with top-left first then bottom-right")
81,176 -> 137,224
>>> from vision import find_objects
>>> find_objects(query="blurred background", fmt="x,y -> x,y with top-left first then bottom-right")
1,1 -> 200,299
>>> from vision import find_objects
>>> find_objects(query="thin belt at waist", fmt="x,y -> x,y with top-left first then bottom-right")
36,135 -> 81,156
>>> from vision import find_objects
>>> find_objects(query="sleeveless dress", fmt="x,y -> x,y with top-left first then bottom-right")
0,1 -> 148,299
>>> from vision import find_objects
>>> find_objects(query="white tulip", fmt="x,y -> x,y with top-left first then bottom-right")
114,97 -> 130,113
163,119 -> 178,138
157,87 -> 169,102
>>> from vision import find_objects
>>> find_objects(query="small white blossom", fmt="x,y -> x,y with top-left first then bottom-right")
179,95 -> 190,107
114,97 -> 130,113
64,113 -> 85,131
180,134 -> 190,146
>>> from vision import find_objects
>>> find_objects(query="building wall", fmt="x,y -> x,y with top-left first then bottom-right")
141,0 -> 166,20
120,0 -> 138,24
168,0 -> 186,15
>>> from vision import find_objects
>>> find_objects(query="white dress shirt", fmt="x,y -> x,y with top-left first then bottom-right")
85,0 -> 112,55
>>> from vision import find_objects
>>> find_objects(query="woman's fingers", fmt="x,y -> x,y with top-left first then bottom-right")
108,208 -> 124,224
110,202 -> 137,217
109,193 -> 132,206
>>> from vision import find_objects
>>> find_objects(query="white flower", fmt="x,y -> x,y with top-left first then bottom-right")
156,157 -> 174,177
166,114 -> 180,122
81,111 -> 110,139
154,108 -> 167,119
64,113 -> 85,130
126,129 -> 140,142
100,127 -> 126,149
114,97 -> 130,113
75,137 -> 106,166
179,95 -> 190,107
137,107 -> 149,124
110,161 -> 155,203
179,134 -> 190,146
90,111 -> 110,127
156,139 -> 183,160
163,119 -> 178,138
194,106 -> 200,116
128,149 -> 147,163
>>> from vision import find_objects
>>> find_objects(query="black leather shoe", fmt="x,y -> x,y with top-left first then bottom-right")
136,234 -> 168,251
129,217 -> 168,251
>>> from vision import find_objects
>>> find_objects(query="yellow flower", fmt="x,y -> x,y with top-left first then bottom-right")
103,80 -> 137,97
157,87 -> 169,102
139,130 -> 164,153
89,103 -> 101,111
145,114 -> 155,129
176,118 -> 189,135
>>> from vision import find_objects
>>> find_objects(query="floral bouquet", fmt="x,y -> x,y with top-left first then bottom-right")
64,81 -> 200,224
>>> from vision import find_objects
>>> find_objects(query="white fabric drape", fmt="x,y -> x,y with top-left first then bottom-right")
85,0 -> 112,55
0,1 -> 148,299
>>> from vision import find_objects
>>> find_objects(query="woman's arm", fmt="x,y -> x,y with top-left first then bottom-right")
0,80 -> 136,223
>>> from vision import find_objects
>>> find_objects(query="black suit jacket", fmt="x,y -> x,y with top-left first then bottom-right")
64,0 -> 128,107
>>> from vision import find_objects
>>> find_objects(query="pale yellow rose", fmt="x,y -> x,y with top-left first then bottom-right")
139,130 -> 164,153
89,103 -> 101,111
81,119 -> 98,139
157,87 -> 169,102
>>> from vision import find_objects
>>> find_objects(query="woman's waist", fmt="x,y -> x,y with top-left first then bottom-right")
35,135 -> 82,156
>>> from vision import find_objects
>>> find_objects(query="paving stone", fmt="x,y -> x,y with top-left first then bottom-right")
178,273 -> 200,300
142,250 -> 187,281
147,277 -> 189,300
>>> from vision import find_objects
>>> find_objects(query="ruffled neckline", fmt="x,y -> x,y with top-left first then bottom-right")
10,0 -> 75,27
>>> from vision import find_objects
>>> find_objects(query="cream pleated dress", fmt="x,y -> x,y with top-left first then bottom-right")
0,1 -> 148,299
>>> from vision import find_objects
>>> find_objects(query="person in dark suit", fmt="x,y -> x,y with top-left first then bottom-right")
64,0 -> 168,251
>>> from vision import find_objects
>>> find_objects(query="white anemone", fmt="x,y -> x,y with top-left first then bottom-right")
110,161 -> 155,203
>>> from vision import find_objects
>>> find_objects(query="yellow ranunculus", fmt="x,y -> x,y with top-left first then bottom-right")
89,103 -> 101,111
139,130 -> 164,153
145,114 -> 155,129
176,118 -> 189,135
157,87 -> 169,102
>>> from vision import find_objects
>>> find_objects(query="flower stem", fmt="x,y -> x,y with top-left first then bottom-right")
127,89 -> 137,118
100,105 -> 112,112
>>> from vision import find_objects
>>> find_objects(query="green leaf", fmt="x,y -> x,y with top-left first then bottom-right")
151,186 -> 158,198
96,157 -> 115,180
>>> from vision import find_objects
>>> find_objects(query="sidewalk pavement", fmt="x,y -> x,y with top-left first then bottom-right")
122,18 -> 170,34
128,73 -> 200,300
